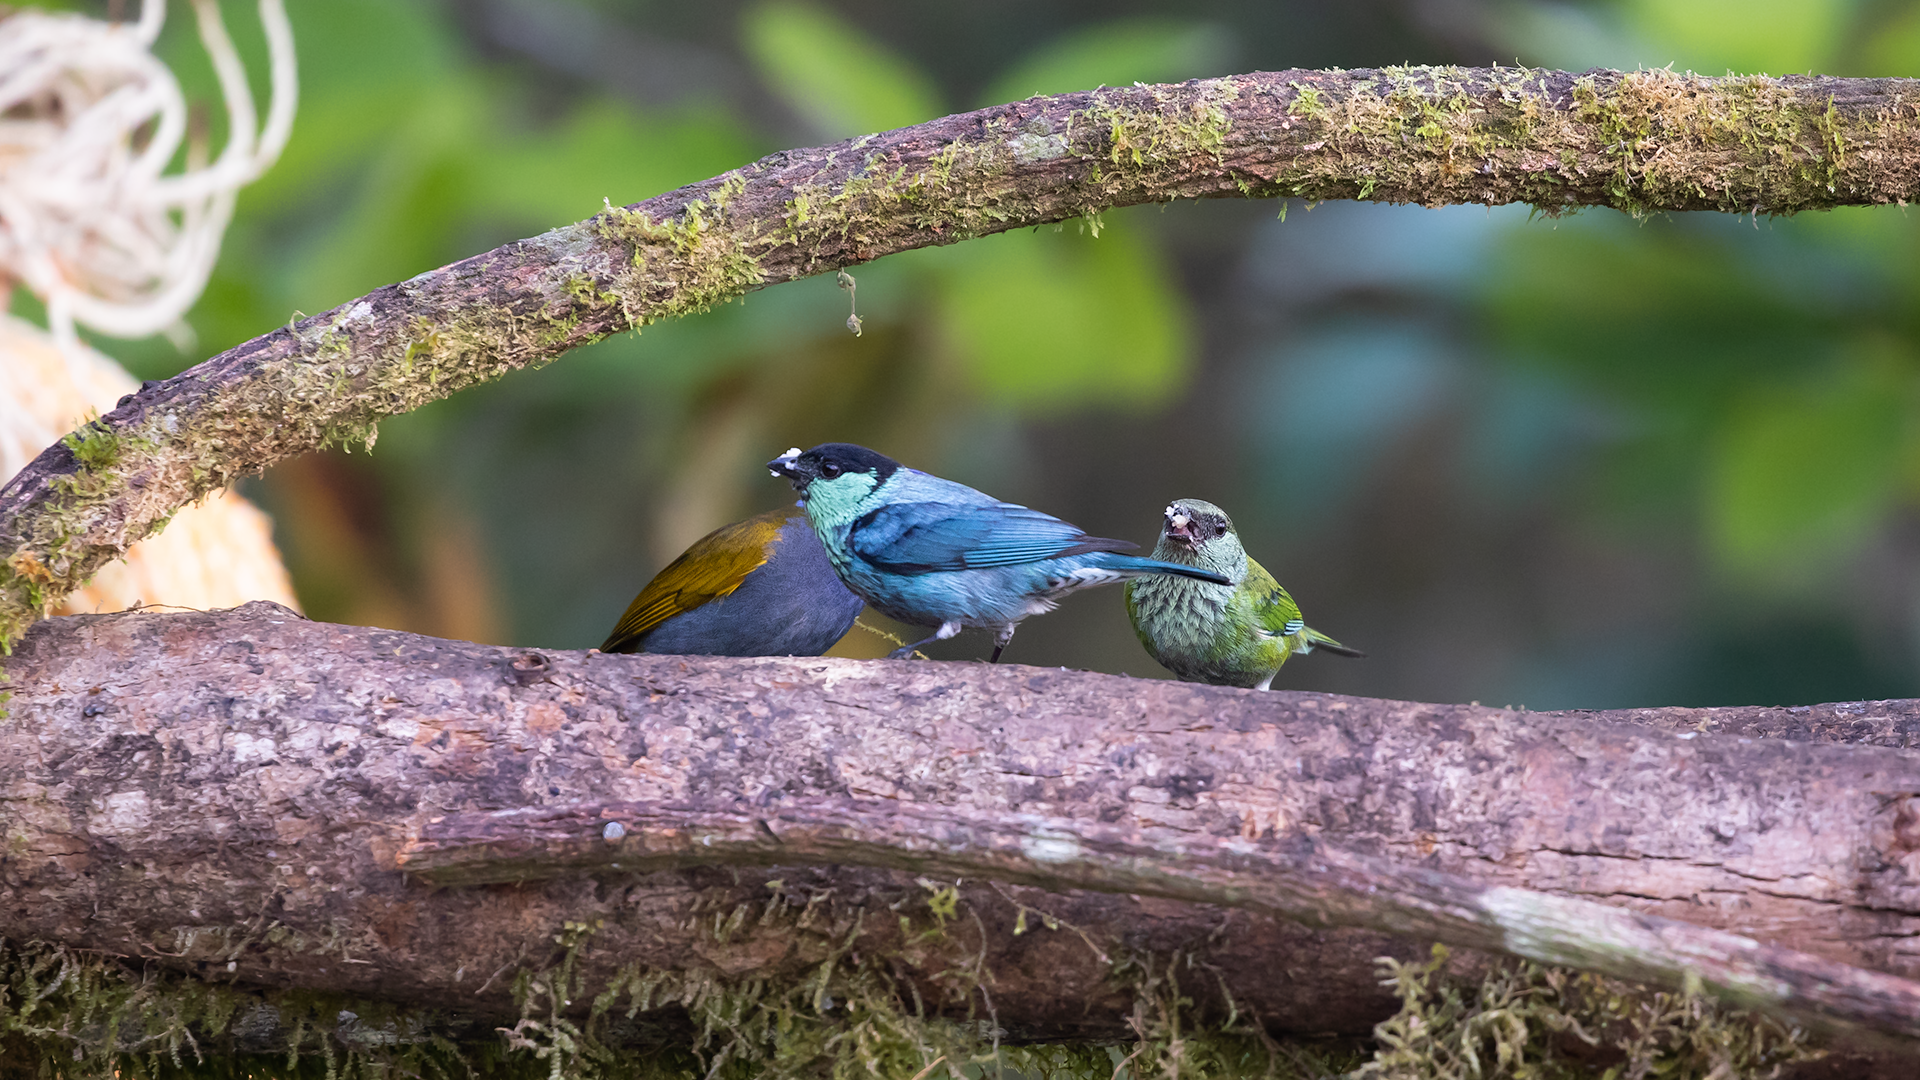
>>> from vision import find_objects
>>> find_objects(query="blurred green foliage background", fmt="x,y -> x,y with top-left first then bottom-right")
33,0 -> 1920,708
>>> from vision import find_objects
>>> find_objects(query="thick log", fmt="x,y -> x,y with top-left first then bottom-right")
8,67 -> 1920,643
6,602 -> 1920,1052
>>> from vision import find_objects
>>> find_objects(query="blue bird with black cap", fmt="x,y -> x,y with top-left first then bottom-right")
767,443 -> 1230,661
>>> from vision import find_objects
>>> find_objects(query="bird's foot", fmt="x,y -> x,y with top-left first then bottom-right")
988,625 -> 1017,663
886,621 -> 963,659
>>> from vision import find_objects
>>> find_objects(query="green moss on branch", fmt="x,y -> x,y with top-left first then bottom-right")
0,932 -> 1819,1079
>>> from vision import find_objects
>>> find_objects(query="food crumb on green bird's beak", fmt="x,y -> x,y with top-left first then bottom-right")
1164,505 -> 1198,545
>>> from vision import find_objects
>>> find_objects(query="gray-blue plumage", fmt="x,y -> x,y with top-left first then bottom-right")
600,506 -> 863,657
767,443 -> 1229,661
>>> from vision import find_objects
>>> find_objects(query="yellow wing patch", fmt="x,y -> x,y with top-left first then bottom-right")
600,507 -> 797,652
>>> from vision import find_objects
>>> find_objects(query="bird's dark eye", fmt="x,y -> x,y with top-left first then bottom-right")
1213,522 -> 1227,536
820,462 -> 843,479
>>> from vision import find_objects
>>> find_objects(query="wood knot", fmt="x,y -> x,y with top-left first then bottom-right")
1869,794 -> 1920,880
1883,795 -> 1920,855
506,652 -> 553,686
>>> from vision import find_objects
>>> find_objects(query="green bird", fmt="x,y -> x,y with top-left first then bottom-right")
1125,499 -> 1362,690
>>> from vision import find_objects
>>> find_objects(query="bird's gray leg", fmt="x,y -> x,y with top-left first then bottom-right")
988,624 -> 1017,664
1254,672 -> 1276,691
888,621 -> 962,660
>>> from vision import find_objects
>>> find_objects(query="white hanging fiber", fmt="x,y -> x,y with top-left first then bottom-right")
0,0 -> 296,347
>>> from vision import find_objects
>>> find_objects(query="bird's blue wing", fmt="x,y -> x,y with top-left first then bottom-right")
849,502 -> 1135,574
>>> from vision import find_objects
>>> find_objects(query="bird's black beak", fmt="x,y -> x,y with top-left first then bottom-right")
767,447 -> 811,491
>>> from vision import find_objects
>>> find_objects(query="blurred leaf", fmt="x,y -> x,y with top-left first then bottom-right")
1859,4 -> 1920,74
978,19 -> 1232,106
471,100 -> 759,226
1483,218 -> 1856,424
740,0 -> 943,139
1480,212 -> 1905,529
1707,362 -> 1909,575
1620,0 -> 1845,73
286,78 -> 488,312
253,4 -> 460,213
154,0 -> 458,208
1491,2 -> 1659,72
925,219 -> 1190,411
1245,322 -> 1457,517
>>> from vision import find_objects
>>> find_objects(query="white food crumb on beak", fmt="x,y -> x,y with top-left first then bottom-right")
769,448 -> 804,477
1170,514 -> 1190,529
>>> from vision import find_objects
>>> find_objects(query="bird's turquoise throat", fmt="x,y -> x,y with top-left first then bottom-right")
801,472 -> 880,529
798,471 -> 884,586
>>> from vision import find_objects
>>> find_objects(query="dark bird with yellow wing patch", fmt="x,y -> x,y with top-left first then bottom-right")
600,506 -> 864,656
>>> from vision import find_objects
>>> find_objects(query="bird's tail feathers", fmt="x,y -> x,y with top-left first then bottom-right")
1094,553 -> 1231,585
1305,628 -> 1365,658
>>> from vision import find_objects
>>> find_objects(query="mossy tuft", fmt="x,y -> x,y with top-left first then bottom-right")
59,419 -> 129,474
1356,945 -> 1815,1079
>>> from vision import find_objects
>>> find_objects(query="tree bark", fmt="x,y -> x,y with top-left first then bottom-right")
6,66 -> 1920,644
7,603 -> 1920,1056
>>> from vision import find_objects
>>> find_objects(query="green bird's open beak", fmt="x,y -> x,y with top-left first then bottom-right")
1163,504 -> 1200,547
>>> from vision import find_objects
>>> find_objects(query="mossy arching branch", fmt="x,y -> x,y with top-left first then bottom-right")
4,65 -> 1919,645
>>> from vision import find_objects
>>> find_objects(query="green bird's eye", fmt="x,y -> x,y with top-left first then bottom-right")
820,462 -> 842,479
1213,522 -> 1227,536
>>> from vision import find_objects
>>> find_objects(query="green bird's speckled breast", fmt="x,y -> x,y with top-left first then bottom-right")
1127,565 -> 1291,689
